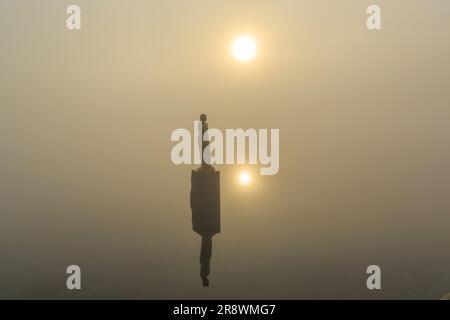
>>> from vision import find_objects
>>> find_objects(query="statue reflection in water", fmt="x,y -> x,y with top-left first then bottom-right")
190,114 -> 221,287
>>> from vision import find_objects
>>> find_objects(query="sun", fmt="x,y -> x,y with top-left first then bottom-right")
231,35 -> 257,62
239,171 -> 251,185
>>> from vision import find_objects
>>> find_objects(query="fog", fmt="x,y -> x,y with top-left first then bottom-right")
1,0 -> 449,299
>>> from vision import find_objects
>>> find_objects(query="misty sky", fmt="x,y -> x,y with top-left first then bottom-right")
1,0 -> 450,299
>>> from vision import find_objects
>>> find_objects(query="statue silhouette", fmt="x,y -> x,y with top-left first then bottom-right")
190,114 -> 221,287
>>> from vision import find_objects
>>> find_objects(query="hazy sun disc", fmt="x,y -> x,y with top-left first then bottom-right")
239,172 -> 251,185
231,35 -> 257,62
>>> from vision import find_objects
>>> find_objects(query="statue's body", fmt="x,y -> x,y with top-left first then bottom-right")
190,114 -> 221,287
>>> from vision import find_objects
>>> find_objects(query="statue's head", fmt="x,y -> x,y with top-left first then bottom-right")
200,114 -> 207,122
